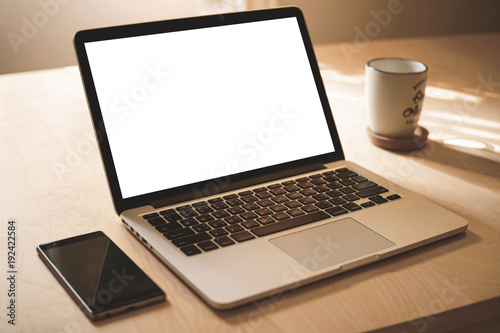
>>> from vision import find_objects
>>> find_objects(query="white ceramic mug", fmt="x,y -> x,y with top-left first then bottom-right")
365,58 -> 428,139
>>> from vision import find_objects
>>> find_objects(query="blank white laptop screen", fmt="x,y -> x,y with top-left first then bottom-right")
84,17 -> 335,199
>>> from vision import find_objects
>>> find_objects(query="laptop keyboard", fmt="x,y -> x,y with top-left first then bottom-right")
141,167 -> 401,256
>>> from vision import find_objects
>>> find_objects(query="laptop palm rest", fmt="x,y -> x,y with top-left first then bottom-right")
269,218 -> 395,271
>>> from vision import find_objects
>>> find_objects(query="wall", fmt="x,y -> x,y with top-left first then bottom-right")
1,0 -> 500,74
274,0 -> 500,45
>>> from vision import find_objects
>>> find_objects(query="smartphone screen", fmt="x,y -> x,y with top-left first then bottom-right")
37,231 -> 165,321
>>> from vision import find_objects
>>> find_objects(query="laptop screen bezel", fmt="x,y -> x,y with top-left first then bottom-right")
74,7 -> 345,214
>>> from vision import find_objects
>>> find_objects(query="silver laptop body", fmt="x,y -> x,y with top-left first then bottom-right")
74,7 -> 467,309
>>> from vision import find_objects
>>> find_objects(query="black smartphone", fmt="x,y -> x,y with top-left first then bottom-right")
37,231 -> 165,321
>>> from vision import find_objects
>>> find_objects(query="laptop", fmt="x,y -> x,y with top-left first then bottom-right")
74,7 -> 468,309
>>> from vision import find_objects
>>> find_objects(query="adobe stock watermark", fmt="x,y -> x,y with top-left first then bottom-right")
403,277 -> 467,333
7,0 -> 72,54
396,72 -> 500,178
51,64 -> 169,179
340,0 -> 404,63
86,267 -> 136,312
236,234 -> 340,333
191,105 -> 297,199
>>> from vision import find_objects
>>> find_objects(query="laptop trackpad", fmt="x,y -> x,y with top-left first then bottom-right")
269,218 -> 395,271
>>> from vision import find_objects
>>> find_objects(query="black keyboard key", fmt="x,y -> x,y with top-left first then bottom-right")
226,224 -> 244,233
196,214 -> 215,223
301,205 -> 319,213
164,213 -> 183,222
324,175 -> 340,182
271,195 -> 289,203
370,195 -> 389,204
312,193 -> 329,201
212,210 -> 230,218
361,201 -> 376,208
297,181 -> 314,189
343,194 -> 360,202
212,202 -> 229,210
353,181 -> 378,191
326,190 -> 342,198
256,216 -> 275,225
325,206 -> 349,216
208,220 -> 227,228
156,221 -> 182,233
231,231 -> 255,243
270,204 -> 287,212
352,175 -> 368,183
299,197 -> 316,205
192,201 -> 208,207
198,241 -> 218,252
272,212 -> 290,221
329,197 -> 347,205
208,198 -> 223,204
342,202 -> 362,212
143,212 -> 159,219
241,195 -> 259,203
326,182 -> 342,189
270,188 -> 287,196
309,173 -> 323,179
147,217 -> 166,226
339,187 -> 356,194
243,203 -> 260,211
284,200 -> 302,209
257,199 -> 275,207
164,228 -> 195,240
192,224 -> 211,232
196,206 -> 214,214
334,167 -> 349,173
242,220 -> 260,229
315,201 -> 333,209
256,191 -> 272,199
255,208 -> 273,216
387,194 -> 401,200
223,194 -> 238,200
180,218 -> 198,227
228,206 -> 245,215
299,189 -> 316,196
288,209 -> 305,217
214,236 -> 235,247
240,212 -> 258,220
339,179 -> 356,186
284,184 -> 300,192
252,211 -> 330,237
209,228 -> 228,237
227,198 -> 244,206
337,171 -> 358,179
172,232 -> 211,247
357,186 -> 388,198
180,245 -> 201,256
180,210 -> 198,218
159,209 -> 175,215
310,178 -> 327,185
224,216 -> 243,224
238,190 -> 253,196
313,185 -> 330,193
176,205 -> 192,211
286,192 -> 302,200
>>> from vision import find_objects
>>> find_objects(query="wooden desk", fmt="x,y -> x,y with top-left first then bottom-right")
1,32 -> 499,332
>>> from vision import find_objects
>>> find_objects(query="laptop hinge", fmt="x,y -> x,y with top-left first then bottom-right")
150,162 -> 326,209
